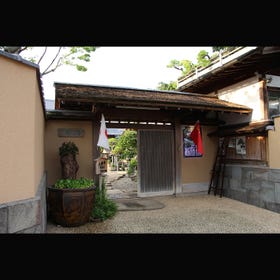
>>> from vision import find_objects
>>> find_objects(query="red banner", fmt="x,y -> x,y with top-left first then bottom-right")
190,121 -> 204,155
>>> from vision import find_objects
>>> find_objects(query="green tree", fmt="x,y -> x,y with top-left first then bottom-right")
173,51 -> 213,75
108,137 -> 118,152
212,46 -> 238,52
157,81 -> 177,90
158,46 -> 240,89
197,50 -> 211,68
112,130 -> 137,161
0,46 -> 97,76
157,50 -> 211,90
167,59 -> 196,75
157,58 -> 196,90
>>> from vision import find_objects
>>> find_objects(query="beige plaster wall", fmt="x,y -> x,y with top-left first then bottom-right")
45,120 -> 93,186
0,56 -> 45,203
181,126 -> 217,184
217,77 -> 264,122
34,80 -> 45,194
268,116 -> 280,169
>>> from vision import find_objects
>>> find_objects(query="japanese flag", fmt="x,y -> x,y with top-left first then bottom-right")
97,114 -> 110,152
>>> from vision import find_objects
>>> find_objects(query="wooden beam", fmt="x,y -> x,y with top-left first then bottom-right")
101,107 -> 173,122
106,122 -> 174,130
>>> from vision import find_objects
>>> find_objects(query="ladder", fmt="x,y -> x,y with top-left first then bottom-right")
208,137 -> 229,197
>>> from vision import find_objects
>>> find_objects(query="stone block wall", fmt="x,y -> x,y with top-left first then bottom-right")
223,165 -> 280,213
0,173 -> 47,233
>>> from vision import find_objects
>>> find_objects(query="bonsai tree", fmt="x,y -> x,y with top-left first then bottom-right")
59,141 -> 79,179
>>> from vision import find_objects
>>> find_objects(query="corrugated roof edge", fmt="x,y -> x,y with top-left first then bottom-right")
0,49 -> 46,119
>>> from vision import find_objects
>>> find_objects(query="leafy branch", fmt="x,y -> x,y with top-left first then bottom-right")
0,46 -> 97,76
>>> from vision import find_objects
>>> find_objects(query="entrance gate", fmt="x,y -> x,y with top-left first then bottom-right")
137,129 -> 175,197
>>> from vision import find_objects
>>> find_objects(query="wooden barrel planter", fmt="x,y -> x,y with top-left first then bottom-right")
47,186 -> 96,227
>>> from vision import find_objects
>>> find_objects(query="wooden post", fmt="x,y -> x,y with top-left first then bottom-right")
92,113 -> 101,187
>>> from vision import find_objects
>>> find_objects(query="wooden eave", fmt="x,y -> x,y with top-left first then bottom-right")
53,82 -> 252,115
208,120 -> 273,137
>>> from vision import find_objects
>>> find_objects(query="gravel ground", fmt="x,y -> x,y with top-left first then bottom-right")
105,171 -> 137,199
46,193 -> 280,234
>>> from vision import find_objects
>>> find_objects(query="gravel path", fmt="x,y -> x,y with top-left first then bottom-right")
47,194 -> 280,234
105,170 -> 137,199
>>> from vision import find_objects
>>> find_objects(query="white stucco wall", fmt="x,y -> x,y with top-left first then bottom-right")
217,77 -> 264,123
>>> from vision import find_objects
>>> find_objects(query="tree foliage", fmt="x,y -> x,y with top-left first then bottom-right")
157,81 -> 177,90
157,46 -> 239,90
111,130 -> 137,160
212,46 -> 238,52
167,59 -> 196,75
0,46 -> 97,76
108,137 -> 118,154
197,50 -> 211,68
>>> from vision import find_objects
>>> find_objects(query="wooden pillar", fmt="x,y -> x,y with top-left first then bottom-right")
174,119 -> 182,195
92,112 -> 101,187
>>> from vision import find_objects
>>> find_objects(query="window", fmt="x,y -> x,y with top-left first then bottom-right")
183,126 -> 202,157
268,88 -> 280,119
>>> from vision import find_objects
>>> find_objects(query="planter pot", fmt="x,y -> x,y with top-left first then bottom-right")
47,186 -> 96,227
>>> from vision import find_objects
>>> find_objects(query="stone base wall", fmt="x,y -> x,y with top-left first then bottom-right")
0,173 -> 47,233
223,165 -> 280,213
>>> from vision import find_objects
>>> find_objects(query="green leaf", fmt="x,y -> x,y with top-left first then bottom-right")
76,65 -> 87,71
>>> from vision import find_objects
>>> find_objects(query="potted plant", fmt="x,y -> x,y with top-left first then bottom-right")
47,177 -> 96,227
59,141 -> 79,179
47,142 -> 96,227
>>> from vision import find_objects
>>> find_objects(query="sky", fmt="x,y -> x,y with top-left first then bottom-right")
30,47 -> 213,100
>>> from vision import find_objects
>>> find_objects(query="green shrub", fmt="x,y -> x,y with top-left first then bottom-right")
59,141 -> 79,157
127,157 -> 137,176
54,177 -> 94,189
91,177 -> 118,221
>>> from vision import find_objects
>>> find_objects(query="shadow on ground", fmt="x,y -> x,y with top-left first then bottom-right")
115,197 -> 165,211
